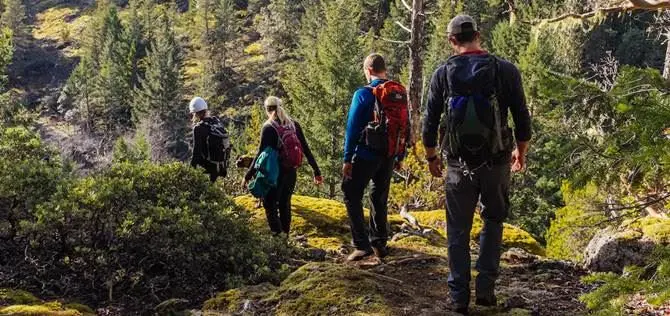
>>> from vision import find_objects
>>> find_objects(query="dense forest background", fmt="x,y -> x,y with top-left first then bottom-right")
0,0 -> 669,314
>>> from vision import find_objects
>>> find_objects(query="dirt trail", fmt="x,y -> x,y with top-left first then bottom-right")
340,245 -> 588,316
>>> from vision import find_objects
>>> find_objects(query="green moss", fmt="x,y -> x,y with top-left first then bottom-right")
0,301 -> 83,316
63,303 -> 95,315
546,205 -> 606,261
0,289 -> 40,305
235,195 -> 545,255
203,283 -> 275,313
267,263 -> 391,315
204,262 -> 396,315
623,217 -> 670,244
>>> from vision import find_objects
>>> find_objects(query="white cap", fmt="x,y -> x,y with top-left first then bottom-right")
189,97 -> 208,113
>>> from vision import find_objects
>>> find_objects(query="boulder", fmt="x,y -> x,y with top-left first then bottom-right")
583,218 -> 669,273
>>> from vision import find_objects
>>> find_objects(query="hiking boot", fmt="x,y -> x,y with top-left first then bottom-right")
449,304 -> 469,315
475,296 -> 497,307
347,249 -> 373,262
372,245 -> 389,258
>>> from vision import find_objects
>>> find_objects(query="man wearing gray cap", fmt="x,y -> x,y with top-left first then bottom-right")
422,15 -> 532,314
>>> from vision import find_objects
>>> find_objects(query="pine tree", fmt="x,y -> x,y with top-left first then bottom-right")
374,0 -> 410,80
0,0 -> 26,39
284,0 -> 365,198
195,0 -> 239,107
134,9 -> 186,157
90,6 -> 134,135
424,0 -> 462,77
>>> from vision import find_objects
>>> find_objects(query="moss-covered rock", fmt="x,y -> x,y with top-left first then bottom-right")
0,289 -> 40,306
234,195 -> 545,256
204,262 -> 400,315
0,301 -> 85,316
0,289 -> 94,316
583,217 -> 670,272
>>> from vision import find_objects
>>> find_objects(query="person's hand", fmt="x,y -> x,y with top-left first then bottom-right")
242,177 -> 249,188
511,148 -> 527,172
342,163 -> 353,180
314,175 -> 324,185
428,156 -> 444,177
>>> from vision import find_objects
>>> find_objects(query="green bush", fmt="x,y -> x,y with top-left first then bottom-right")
546,182 -> 606,261
491,21 -> 529,63
0,127 -> 66,251
581,247 -> 670,315
4,159 -> 292,311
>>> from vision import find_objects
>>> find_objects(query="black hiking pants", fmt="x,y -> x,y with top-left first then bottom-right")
342,157 -> 395,250
263,168 -> 298,235
445,158 -> 511,306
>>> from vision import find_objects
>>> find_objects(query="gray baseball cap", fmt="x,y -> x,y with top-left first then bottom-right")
447,15 -> 478,35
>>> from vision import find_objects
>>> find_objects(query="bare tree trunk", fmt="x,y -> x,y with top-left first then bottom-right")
664,31 -> 670,80
407,0 -> 425,144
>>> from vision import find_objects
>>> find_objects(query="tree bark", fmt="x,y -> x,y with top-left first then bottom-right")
664,31 -> 670,80
407,0 -> 425,144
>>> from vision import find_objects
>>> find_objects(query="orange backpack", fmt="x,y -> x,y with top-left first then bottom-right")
362,81 -> 411,157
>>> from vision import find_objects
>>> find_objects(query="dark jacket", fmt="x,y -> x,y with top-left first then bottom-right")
245,120 -> 321,181
191,117 -> 219,171
422,52 -> 532,162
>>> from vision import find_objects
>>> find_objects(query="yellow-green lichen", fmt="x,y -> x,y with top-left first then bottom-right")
0,301 -> 83,316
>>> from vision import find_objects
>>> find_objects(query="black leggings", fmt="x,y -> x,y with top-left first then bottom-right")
263,168 -> 297,234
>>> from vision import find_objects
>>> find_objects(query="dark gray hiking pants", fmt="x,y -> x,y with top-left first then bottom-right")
445,159 -> 511,306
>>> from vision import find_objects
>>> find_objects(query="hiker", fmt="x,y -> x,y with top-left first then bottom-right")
342,53 -> 410,262
422,15 -> 532,314
190,97 -> 231,183
244,96 -> 323,235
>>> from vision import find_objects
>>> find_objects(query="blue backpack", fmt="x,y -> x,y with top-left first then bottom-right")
443,54 -> 507,161
248,147 -> 279,198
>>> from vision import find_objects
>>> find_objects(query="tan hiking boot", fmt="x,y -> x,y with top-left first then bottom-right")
347,249 -> 373,262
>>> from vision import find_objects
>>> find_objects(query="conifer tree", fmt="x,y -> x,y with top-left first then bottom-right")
284,0 -> 365,198
424,0 -> 462,77
373,0 -> 411,81
134,9 -> 186,157
91,6 -> 133,134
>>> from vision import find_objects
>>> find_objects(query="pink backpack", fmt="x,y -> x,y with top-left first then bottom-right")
270,121 -> 303,169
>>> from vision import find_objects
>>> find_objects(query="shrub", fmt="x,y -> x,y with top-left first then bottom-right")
581,247 -> 670,315
546,182 -> 606,261
0,127 -> 66,255
10,162 -> 291,311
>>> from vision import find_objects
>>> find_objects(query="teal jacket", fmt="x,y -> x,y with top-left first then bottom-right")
248,147 -> 279,198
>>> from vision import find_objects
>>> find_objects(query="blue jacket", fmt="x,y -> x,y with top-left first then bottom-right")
344,79 -> 385,163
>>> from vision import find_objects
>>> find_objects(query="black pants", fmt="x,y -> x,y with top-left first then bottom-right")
445,159 -> 510,306
263,168 -> 297,234
342,157 -> 394,250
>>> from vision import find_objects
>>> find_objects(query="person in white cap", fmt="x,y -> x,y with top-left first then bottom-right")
189,97 -> 231,182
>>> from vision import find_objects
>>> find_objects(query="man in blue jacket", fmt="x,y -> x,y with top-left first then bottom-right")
342,54 -> 400,262
422,15 -> 532,314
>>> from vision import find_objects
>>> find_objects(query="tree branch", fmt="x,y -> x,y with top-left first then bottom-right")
533,0 -> 670,24
364,32 -> 410,44
400,0 -> 412,12
395,21 -> 412,33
